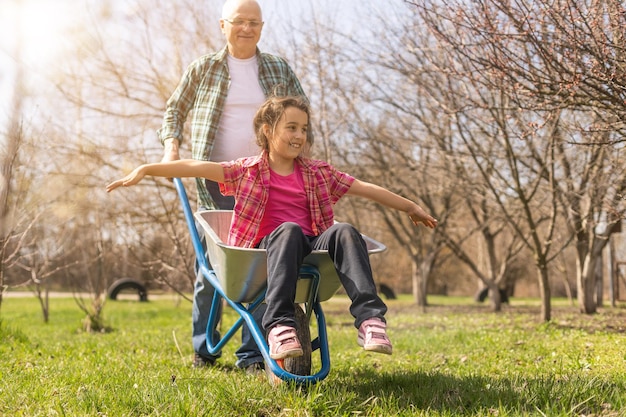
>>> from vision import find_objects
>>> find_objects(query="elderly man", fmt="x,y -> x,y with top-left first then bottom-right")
157,0 -> 308,372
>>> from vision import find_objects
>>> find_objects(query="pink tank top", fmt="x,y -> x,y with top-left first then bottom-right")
257,162 -> 314,243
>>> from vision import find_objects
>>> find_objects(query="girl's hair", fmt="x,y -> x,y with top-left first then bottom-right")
254,95 -> 313,153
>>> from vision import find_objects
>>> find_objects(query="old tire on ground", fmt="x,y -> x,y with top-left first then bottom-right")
266,305 -> 312,385
107,278 -> 148,302
379,283 -> 397,299
475,287 -> 509,304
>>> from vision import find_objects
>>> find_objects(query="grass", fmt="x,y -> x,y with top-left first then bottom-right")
1,294 -> 626,416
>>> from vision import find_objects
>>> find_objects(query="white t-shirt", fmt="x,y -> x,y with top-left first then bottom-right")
211,55 -> 266,161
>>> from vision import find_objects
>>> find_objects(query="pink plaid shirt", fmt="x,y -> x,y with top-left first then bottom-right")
219,153 -> 355,248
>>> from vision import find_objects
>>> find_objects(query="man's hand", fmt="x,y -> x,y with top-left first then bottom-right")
162,139 -> 180,180
162,138 -> 181,162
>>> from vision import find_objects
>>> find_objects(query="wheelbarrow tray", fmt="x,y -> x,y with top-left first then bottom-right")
194,210 -> 386,303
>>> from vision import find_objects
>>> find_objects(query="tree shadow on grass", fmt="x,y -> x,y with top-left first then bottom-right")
344,369 -> 515,414
339,368 -> 620,415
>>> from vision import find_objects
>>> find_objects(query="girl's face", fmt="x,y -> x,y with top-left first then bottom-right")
266,106 -> 308,161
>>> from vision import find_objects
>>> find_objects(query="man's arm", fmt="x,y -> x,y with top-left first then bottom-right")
157,59 -> 204,161
161,138 -> 181,162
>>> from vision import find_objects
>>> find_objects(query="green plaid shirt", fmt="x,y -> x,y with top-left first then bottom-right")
157,45 -> 307,208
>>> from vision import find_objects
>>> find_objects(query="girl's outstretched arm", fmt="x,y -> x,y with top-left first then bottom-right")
106,159 -> 224,193
346,179 -> 438,228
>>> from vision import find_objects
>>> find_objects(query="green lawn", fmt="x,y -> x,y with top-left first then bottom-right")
1,294 -> 625,416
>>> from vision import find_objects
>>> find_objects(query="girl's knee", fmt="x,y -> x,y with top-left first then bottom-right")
333,223 -> 362,239
267,222 -> 307,246
274,222 -> 304,236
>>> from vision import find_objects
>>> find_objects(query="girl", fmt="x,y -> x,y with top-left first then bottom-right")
107,96 -> 438,360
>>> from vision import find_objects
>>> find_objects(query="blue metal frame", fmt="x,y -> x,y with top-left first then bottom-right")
173,178 -> 332,384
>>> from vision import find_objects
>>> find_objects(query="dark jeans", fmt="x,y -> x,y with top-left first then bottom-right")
258,222 -> 387,331
191,180 -> 266,368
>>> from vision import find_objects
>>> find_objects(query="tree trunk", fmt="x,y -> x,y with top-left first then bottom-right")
538,266 -> 551,322
595,255 -> 603,308
487,281 -> 502,312
43,287 -> 50,323
609,237 -> 617,307
412,259 -> 427,308
577,235 -> 609,314
578,251 -> 601,314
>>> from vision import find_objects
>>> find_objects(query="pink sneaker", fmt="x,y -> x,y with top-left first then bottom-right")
357,318 -> 392,355
268,325 -> 303,360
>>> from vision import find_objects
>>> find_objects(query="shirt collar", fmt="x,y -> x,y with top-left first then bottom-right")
217,45 -> 262,63
248,153 -> 316,172
295,156 -> 316,172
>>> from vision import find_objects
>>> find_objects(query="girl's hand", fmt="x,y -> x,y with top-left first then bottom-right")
106,166 -> 146,192
408,205 -> 438,229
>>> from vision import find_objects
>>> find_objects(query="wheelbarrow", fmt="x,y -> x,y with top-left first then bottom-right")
173,178 -> 386,384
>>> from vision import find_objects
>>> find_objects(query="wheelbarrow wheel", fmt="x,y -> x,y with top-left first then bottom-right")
266,304 -> 312,384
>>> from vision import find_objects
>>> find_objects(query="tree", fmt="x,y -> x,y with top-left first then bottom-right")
0,23 -> 53,314
408,0 -> 626,316
46,0 -> 228,297
338,2 -> 532,311
14,220 -> 81,323
0,119 -> 23,314
68,214 -> 114,333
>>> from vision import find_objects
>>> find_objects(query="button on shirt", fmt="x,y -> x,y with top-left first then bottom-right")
219,153 -> 355,248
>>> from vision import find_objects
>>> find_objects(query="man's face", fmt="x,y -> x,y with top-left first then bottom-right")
220,2 -> 263,59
